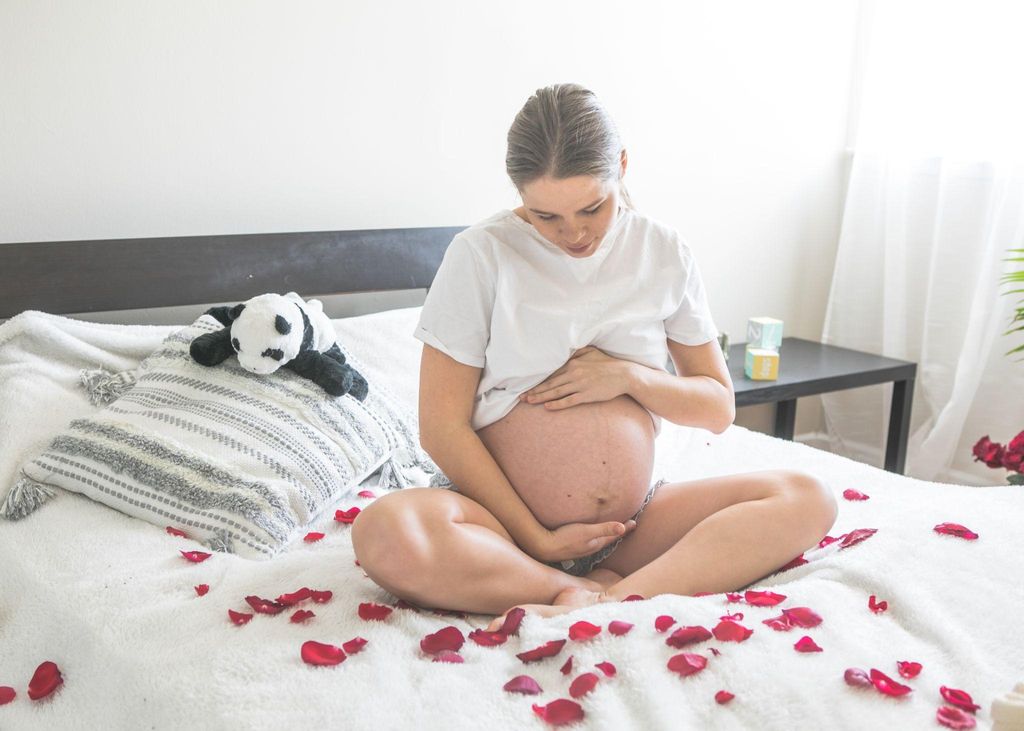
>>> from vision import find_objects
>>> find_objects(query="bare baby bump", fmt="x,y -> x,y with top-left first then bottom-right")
475,394 -> 656,531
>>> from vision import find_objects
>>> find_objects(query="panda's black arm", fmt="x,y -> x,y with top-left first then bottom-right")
203,306 -> 235,328
189,328 -> 234,366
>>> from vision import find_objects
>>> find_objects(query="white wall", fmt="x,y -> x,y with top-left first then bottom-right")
0,0 -> 862,445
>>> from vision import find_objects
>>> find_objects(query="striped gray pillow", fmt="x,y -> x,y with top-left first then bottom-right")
13,312 -> 433,560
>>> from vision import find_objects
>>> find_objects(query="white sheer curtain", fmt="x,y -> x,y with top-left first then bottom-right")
821,0 -> 1024,485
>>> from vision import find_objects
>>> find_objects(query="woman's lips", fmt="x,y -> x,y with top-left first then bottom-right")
567,239 -> 594,252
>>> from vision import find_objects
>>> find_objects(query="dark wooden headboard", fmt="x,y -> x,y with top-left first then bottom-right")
0,225 -> 466,319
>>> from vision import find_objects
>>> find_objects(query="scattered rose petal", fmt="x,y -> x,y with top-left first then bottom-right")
937,705 -> 977,729
468,628 -> 508,647
655,615 -> 676,632
839,528 -> 878,549
608,620 -> 634,636
194,584 -> 209,597
421,626 -> 465,655
180,550 -> 211,563
342,637 -> 368,655
666,625 -> 713,648
569,672 -> 599,699
868,595 -> 888,614
744,590 -> 786,607
896,661 -> 922,679
712,619 -> 753,642
777,554 -> 808,572
290,609 -> 315,623
869,668 -> 913,696
310,590 -> 332,603
843,489 -> 870,501
432,650 -> 464,664
568,621 -> 601,641
818,535 -> 840,548
560,657 -> 574,676
357,490 -> 376,498
303,532 -> 325,542
228,609 -> 253,625
595,662 -> 616,677
715,690 -> 735,705
517,640 -> 567,663
532,698 -> 584,726
940,686 -> 981,713
726,592 -> 743,603
781,607 -> 823,628
499,607 -> 525,636
334,507 -> 360,524
0,686 -> 15,705
623,594 -> 644,602
166,526 -> 189,538
844,668 -> 872,688
504,675 -> 542,695
27,661 -> 63,701
277,588 -> 313,606
667,653 -> 708,677
794,635 -> 823,653
762,614 -> 793,631
934,523 -> 979,540
395,599 -> 420,611
301,640 -> 346,666
245,595 -> 286,615
358,602 -> 393,621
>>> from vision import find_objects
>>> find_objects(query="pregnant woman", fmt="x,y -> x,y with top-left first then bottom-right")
351,83 -> 837,628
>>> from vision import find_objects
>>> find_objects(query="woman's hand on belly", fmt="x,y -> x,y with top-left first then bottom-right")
532,517 -> 639,564
520,346 -> 636,411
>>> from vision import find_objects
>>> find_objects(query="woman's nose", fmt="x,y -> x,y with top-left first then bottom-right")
563,228 -> 587,243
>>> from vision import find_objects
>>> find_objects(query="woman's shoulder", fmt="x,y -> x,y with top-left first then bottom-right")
622,208 -> 695,262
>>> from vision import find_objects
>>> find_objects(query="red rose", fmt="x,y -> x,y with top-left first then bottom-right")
1007,430 -> 1024,454
1003,448 -> 1024,472
972,436 -> 1005,468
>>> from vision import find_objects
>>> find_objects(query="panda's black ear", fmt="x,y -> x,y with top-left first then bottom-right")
275,314 -> 292,335
229,303 -> 246,321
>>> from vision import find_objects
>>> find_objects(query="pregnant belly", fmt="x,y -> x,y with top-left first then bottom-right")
475,394 -> 656,531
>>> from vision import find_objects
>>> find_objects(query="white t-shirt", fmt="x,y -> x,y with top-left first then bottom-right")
413,206 -> 720,436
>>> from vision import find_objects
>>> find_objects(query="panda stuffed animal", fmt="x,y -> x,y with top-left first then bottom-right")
189,292 -> 369,400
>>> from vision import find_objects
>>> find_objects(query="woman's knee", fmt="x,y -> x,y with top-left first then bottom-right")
775,470 -> 838,535
351,488 -> 444,589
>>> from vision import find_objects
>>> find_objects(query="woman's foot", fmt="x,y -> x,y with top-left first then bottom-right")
484,583 -> 617,633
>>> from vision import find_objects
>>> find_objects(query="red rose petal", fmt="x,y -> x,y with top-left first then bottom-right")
719,611 -> 744,622
666,625 -> 713,648
844,668 -> 872,688
777,553 -> 809,571
623,594 -> 645,602
843,489 -> 870,501
358,602 -> 393,621
194,584 -> 209,597
499,607 -> 526,636
868,595 -> 888,614
468,628 -> 508,646
715,690 -> 735,704
712,619 -> 753,642
357,490 -> 376,498
869,668 -> 913,696
0,686 -> 15,705
342,637 -> 368,655
560,656 -> 574,676
725,592 -> 743,603
937,705 -> 977,729
744,590 -> 787,607
166,526 -> 189,538
180,550 -> 211,563
228,609 -> 253,625
839,528 -> 878,549
569,672 -> 599,699
794,635 -> 823,653
655,615 -> 676,632
934,523 -> 979,540
667,653 -> 708,677
781,607 -> 823,628
532,698 -> 584,726
818,535 -> 840,548
245,595 -> 286,615
504,675 -> 542,695
334,507 -> 360,524
568,621 -> 601,641
310,590 -> 332,603
595,661 -> 616,677
896,661 -> 922,679
940,686 -> 981,713
276,587 -> 313,606
301,640 -> 346,666
517,639 -> 567,663
421,626 -> 465,655
290,609 -> 315,623
762,614 -> 793,631
608,620 -> 634,636
27,661 -> 63,701
395,599 -> 420,611
303,532 -> 325,542
432,650 -> 464,663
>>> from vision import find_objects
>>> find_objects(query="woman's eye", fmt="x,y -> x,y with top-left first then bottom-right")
537,205 -> 601,222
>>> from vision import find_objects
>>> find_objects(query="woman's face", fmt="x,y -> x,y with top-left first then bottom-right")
519,173 -> 623,258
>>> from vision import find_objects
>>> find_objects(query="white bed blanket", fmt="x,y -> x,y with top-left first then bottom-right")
1,308 -> 1022,731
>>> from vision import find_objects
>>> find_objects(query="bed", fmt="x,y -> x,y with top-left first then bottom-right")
0,226 -> 1022,731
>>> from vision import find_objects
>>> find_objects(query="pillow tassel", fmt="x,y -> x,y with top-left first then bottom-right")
79,367 -> 138,406
378,455 -> 411,490
205,528 -> 235,554
0,473 -> 57,520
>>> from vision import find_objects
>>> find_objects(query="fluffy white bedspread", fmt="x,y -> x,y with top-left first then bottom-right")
1,308 -> 1022,730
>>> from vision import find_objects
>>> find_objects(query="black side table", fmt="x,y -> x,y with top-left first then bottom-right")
723,337 -> 917,474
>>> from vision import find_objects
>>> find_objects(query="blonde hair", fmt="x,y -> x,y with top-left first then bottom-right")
506,83 -> 635,210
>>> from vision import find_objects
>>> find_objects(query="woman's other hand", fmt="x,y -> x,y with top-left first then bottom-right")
530,518 -> 637,563
518,346 -> 636,410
